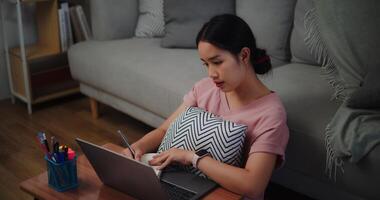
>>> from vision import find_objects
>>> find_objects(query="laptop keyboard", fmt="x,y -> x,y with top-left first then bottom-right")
161,181 -> 197,200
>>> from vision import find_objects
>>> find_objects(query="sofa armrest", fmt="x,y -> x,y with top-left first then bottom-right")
90,0 -> 138,40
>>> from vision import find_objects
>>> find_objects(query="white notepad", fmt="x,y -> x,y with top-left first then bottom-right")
140,153 -> 162,177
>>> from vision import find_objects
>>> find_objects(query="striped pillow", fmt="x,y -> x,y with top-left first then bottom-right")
158,107 -> 247,178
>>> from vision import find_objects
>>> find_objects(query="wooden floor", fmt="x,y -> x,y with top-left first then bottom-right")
0,95 -> 313,200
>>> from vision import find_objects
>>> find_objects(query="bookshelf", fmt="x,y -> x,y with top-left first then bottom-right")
1,0 -> 79,114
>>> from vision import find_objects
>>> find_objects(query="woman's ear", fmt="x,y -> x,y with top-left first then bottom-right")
239,47 -> 251,65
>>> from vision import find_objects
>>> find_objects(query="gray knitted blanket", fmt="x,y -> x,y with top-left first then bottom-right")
304,0 -> 380,180
325,104 -> 380,180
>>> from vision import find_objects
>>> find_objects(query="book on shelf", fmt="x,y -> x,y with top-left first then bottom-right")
69,6 -> 85,42
69,5 -> 92,42
58,8 -> 67,52
61,1 -> 74,47
58,3 -> 92,49
58,1 -> 73,52
75,5 -> 92,40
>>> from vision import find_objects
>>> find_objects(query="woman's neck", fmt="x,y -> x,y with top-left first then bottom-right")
226,71 -> 271,106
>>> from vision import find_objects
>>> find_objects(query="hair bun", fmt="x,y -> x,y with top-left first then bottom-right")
254,55 -> 270,64
253,48 -> 272,75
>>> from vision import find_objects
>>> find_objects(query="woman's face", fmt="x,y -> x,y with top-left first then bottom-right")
198,41 -> 247,92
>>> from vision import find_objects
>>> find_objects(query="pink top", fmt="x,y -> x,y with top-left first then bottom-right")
183,77 -> 289,166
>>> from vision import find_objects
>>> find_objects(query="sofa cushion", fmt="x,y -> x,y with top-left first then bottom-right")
134,0 -> 165,37
236,0 -> 297,65
290,0 -> 319,65
68,38 -> 207,118
90,0 -> 138,40
158,106 -> 247,178
161,0 -> 235,48
259,63 -> 339,179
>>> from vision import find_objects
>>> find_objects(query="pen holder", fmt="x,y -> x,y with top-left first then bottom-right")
45,156 -> 79,192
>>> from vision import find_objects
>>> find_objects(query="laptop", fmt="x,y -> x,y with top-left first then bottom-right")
76,138 -> 217,200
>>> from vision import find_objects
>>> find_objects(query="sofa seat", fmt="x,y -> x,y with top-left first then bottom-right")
69,38 -> 206,118
261,63 -> 380,199
70,39 -> 341,180
69,38 -> 339,181
260,63 -> 340,179
69,38 -> 379,200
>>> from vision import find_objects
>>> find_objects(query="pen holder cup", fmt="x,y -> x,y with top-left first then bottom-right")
45,156 -> 79,192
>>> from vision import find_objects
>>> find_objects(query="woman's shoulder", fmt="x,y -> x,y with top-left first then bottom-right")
192,77 -> 218,94
259,93 -> 288,126
243,93 -> 288,139
194,77 -> 215,88
264,93 -> 287,116
244,92 -> 287,121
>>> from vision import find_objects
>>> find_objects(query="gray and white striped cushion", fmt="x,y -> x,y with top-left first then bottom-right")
135,0 -> 165,37
158,106 -> 247,178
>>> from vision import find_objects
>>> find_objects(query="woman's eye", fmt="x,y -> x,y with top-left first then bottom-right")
202,62 -> 209,67
213,61 -> 222,65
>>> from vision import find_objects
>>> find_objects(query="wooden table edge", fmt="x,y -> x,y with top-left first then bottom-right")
19,142 -> 242,200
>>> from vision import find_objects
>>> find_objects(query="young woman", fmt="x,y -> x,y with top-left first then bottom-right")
122,14 -> 289,199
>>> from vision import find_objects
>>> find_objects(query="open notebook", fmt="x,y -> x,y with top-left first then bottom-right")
140,153 -> 162,177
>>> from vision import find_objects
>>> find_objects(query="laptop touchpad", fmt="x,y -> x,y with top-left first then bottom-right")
161,171 -> 217,193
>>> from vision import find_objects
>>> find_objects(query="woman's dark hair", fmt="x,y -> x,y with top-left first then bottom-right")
196,14 -> 271,75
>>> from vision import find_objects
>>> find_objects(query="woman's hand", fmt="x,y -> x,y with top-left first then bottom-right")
149,148 -> 194,170
121,144 -> 144,161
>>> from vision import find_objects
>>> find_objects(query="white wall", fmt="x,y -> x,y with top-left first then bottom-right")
0,2 -> 37,100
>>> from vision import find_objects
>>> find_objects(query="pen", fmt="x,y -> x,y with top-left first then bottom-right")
117,129 -> 135,159
68,148 -> 75,160
41,132 -> 50,153
53,141 -> 60,163
64,145 -> 68,161
36,132 -> 51,159
51,136 -> 55,154
58,145 -> 65,163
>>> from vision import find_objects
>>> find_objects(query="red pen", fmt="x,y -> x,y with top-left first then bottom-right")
68,148 -> 75,160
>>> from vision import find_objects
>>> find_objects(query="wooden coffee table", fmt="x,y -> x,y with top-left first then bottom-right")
20,143 -> 241,200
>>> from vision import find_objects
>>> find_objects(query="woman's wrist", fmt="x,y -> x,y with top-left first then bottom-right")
131,141 -> 145,154
187,151 -> 196,166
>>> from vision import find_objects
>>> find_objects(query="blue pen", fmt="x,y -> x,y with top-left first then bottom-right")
58,146 -> 65,163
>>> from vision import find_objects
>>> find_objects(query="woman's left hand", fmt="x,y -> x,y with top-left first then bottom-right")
149,148 -> 194,170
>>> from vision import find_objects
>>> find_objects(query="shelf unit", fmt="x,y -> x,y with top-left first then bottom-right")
1,0 -> 79,114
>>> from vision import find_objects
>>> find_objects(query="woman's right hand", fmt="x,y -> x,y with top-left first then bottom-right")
120,103 -> 187,161
121,144 -> 144,161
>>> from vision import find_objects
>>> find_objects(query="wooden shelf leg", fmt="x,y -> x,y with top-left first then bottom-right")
27,102 -> 32,114
89,97 -> 99,119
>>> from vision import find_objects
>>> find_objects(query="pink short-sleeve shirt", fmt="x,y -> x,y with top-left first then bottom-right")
183,77 -> 289,166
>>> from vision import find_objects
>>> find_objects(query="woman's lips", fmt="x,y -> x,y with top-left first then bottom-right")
214,81 -> 224,88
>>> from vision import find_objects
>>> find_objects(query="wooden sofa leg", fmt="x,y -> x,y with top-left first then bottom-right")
89,97 -> 99,119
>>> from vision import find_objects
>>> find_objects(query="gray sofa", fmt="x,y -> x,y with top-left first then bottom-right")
68,0 -> 379,199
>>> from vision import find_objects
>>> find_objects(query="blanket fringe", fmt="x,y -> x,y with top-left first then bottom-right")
304,8 -> 346,103
325,123 -> 345,181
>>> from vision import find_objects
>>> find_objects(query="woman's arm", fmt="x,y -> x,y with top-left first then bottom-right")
197,152 -> 276,199
150,150 -> 277,199
122,102 -> 188,160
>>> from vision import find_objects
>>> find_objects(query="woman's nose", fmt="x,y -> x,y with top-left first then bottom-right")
208,67 -> 218,78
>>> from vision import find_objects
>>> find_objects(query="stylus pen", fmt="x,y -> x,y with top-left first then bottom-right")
117,130 -> 136,159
